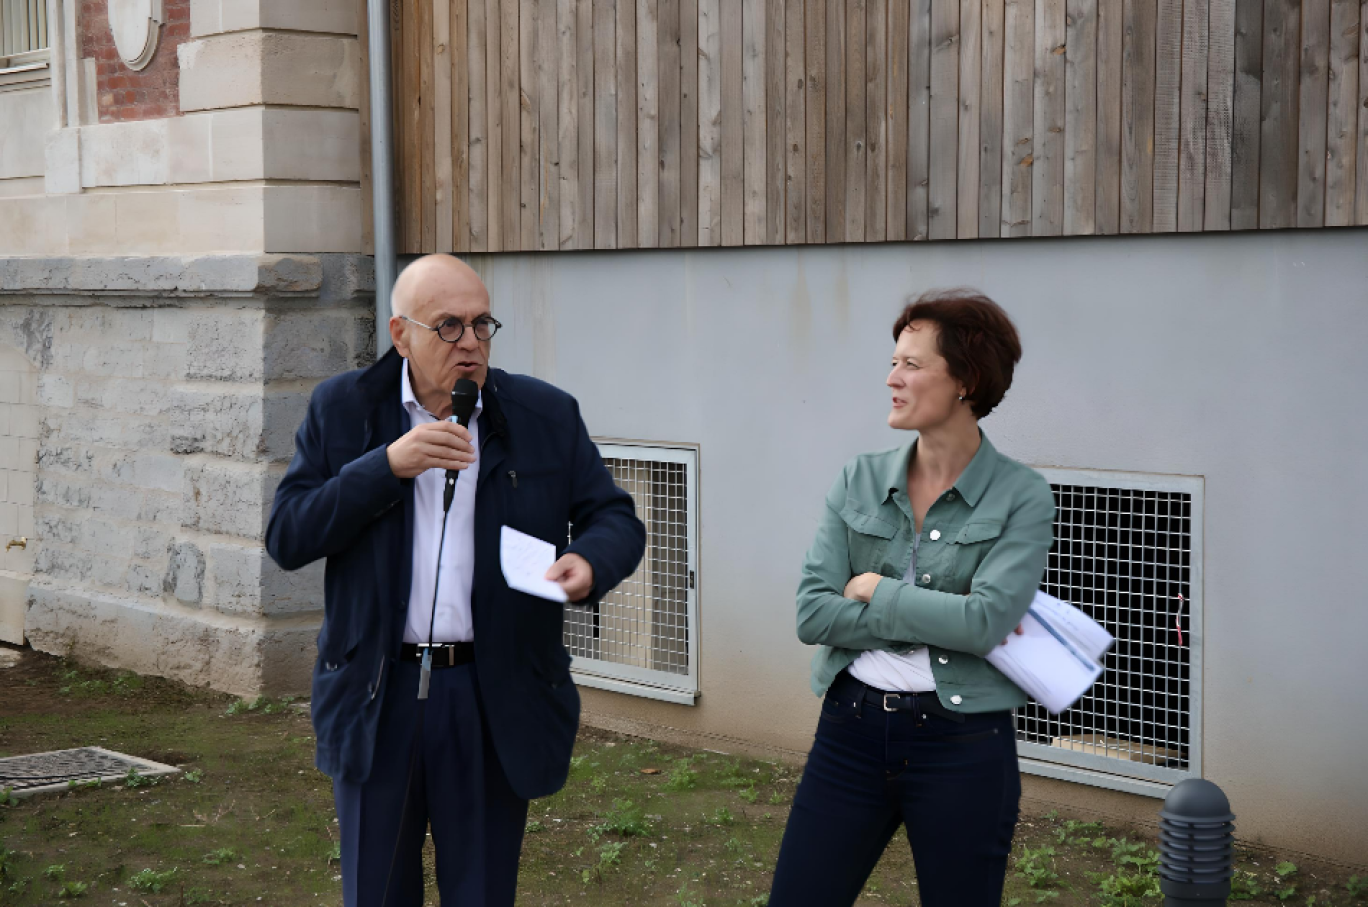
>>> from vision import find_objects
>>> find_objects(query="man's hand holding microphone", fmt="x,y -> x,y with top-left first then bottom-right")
385,412 -> 595,602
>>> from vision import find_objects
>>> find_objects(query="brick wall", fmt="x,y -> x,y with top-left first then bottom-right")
81,0 -> 191,123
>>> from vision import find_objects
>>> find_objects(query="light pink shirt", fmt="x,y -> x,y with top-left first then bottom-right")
400,359 -> 481,644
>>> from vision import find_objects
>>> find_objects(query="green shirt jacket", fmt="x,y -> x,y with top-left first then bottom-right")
797,432 -> 1057,713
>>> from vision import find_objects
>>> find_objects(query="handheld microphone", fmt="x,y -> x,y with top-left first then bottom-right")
443,378 -> 480,513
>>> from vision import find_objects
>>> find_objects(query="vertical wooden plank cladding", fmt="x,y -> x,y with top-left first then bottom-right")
765,0 -> 786,244
909,0 -> 932,240
594,0 -> 619,247
1177,0 -> 1209,232
1259,0 -> 1299,228
557,0 -> 579,248
1064,0 -> 1097,235
486,0 -> 504,250
743,0 -> 767,243
1002,0 -> 1033,236
929,0 -> 959,239
1357,0 -> 1368,223
1152,0 -> 1180,232
980,0 -> 1007,237
722,0 -> 746,244
637,0 -> 659,247
957,0 -> 981,238
616,0 -> 637,247
538,0 -> 561,250
682,0 -> 700,245
1203,0 -> 1235,230
1032,0 -> 1065,236
699,0 -> 722,244
659,0 -> 682,247
1095,0 -> 1123,232
469,0 -> 489,251
452,0 -> 471,252
435,0 -> 454,253
1120,0 -> 1156,232
576,0 -> 594,247
846,0 -> 868,242
1323,0 -> 1359,225
1296,0 -> 1330,227
421,0 -> 437,251
1230,0 -> 1262,228
520,0 -> 539,250
826,0 -> 847,240
867,0 -> 888,241
806,0 -> 828,240
888,0 -> 911,239
402,0 -> 421,252
786,0 -> 807,241
500,0 -> 521,248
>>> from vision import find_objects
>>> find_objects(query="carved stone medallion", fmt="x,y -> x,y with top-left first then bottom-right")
107,0 -> 165,71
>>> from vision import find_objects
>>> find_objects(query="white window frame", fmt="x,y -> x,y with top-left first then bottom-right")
0,0 -> 49,69
568,441 -> 701,706
1016,468 -> 1204,799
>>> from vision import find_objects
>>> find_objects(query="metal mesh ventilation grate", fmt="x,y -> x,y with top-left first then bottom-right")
0,747 -> 179,798
1015,474 -> 1202,791
565,444 -> 698,702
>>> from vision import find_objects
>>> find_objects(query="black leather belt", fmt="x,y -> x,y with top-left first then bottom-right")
830,669 -> 966,723
400,642 -> 474,668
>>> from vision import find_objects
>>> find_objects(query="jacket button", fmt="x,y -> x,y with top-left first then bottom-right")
325,662 -> 337,671
921,574 -> 931,584
946,492 -> 957,501
950,695 -> 963,705
938,656 -> 949,665
929,529 -> 941,541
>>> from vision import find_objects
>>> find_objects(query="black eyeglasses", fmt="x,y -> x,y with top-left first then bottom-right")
399,314 -> 502,343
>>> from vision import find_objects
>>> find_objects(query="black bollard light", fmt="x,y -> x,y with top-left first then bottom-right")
1158,778 -> 1236,907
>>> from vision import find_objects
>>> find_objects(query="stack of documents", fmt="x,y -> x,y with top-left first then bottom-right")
986,590 -> 1114,715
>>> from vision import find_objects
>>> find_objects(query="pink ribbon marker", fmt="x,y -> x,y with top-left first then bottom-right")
1174,594 -> 1185,647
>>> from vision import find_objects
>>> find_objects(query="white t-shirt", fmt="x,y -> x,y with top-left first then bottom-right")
847,531 -> 937,692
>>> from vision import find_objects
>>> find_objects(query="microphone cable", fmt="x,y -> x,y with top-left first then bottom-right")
379,378 -> 479,907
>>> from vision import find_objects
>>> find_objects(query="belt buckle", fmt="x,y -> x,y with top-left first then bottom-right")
883,693 -> 900,713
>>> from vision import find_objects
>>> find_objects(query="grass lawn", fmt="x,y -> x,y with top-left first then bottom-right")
1,644 -> 1363,906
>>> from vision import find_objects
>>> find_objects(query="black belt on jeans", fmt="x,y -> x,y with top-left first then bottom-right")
830,669 -> 966,723
399,642 -> 474,668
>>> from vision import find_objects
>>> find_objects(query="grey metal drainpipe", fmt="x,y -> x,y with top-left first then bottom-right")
366,0 -> 397,358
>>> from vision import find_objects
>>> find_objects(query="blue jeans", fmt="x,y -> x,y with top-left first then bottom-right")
770,679 -> 1021,907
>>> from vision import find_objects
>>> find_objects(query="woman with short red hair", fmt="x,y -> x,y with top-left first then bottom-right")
769,290 -> 1057,907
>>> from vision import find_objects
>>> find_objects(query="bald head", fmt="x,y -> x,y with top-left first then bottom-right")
391,254 -> 487,321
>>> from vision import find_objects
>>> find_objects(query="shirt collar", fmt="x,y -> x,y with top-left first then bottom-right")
883,429 -> 998,507
401,358 -> 483,421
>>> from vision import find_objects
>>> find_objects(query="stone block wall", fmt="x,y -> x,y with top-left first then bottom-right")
0,253 -> 374,695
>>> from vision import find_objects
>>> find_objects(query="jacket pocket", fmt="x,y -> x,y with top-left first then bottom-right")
839,505 -> 898,575
944,519 -> 1005,583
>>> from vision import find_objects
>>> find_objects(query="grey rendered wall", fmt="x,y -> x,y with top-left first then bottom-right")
465,230 -> 1368,863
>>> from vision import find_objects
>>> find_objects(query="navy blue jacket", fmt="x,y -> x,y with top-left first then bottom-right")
265,349 -> 645,799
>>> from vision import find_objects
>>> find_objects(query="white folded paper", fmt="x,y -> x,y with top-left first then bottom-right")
499,526 -> 568,603
985,590 -> 1114,715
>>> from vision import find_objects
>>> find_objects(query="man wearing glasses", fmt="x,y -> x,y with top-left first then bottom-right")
266,254 -> 646,906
